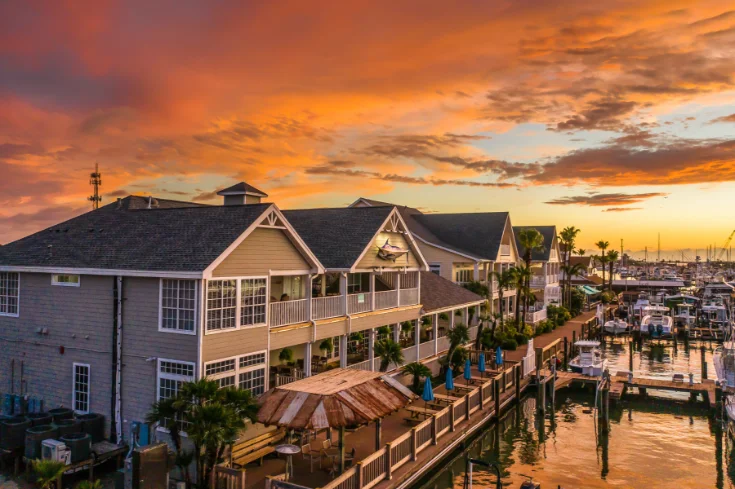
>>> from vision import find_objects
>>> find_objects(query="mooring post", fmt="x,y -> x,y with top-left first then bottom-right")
494,377 -> 501,416
603,375 -> 610,433
563,336 -> 569,370
572,330 -> 577,357
701,346 -> 708,380
515,364 -> 521,402
551,361 -> 556,406
628,340 -> 633,372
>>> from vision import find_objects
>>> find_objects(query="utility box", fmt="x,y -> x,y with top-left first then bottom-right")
132,443 -> 170,489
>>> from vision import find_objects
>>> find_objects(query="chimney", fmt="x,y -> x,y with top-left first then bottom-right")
216,182 -> 268,206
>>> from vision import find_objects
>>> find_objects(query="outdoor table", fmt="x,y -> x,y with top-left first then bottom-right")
406,406 -> 437,419
433,394 -> 459,404
275,444 -> 300,480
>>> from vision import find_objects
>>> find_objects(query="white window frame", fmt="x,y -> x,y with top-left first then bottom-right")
72,363 -> 91,414
0,272 -> 20,317
52,274 -> 80,287
455,268 -> 472,284
158,279 -> 198,335
204,276 -> 269,335
429,263 -> 441,275
204,350 -> 268,396
156,358 -> 196,434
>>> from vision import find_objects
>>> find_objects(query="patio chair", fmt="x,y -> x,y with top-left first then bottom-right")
301,444 -> 320,473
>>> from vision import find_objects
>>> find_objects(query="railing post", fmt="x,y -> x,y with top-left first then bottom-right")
494,378 -> 500,415
515,364 -> 521,401
431,415 -> 437,445
449,405 -> 455,432
385,443 -> 392,480
410,428 -> 417,461
479,382 -> 485,409
356,462 -> 363,489
464,394 -> 470,421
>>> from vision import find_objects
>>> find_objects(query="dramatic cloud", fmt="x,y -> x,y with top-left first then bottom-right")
604,207 -> 642,212
545,193 -> 667,207
710,114 -> 735,124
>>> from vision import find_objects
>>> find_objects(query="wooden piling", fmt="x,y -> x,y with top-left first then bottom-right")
628,341 -> 633,372
572,331 -> 577,357
563,337 -> 569,370
701,346 -> 708,380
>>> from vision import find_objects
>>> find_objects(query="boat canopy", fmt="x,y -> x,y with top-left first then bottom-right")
575,340 -> 600,347
578,285 -> 600,295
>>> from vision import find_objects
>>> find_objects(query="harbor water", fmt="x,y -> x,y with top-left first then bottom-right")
416,339 -> 730,489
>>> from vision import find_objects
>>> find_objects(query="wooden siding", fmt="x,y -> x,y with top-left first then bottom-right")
202,325 -> 269,363
213,227 -> 311,277
270,324 -> 313,349
314,318 -> 349,341
417,242 -> 470,281
357,232 -> 420,269
498,218 -> 519,263
350,306 -> 421,332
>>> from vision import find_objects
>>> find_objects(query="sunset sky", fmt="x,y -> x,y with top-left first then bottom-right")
2,1 -> 735,256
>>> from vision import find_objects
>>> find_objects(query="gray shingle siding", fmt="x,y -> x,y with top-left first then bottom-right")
0,273 -> 198,442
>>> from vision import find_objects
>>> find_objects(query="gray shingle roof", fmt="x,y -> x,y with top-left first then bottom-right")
419,271 -> 484,313
283,207 -> 394,269
413,212 -> 509,261
217,182 -> 268,197
0,197 -> 271,272
513,226 -> 555,261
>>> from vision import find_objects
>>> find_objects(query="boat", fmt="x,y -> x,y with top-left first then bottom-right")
640,305 -> 674,338
672,303 -> 696,331
632,293 -> 651,323
714,341 -> 735,390
701,298 -> 729,331
376,239 -> 409,262
603,319 -> 628,335
569,340 -> 606,376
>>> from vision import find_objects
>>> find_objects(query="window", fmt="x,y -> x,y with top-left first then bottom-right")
347,273 -> 368,294
429,264 -> 441,275
455,269 -> 472,284
161,280 -> 197,333
73,363 -> 90,414
333,336 -> 340,358
52,274 -> 80,287
206,351 -> 267,396
241,278 -> 266,326
157,360 -> 195,430
206,280 -> 237,331
239,369 -> 265,396
0,272 -> 19,317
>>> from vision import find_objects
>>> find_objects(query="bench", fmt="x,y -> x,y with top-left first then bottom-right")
231,429 -> 286,468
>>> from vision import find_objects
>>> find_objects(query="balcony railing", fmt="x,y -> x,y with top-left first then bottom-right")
312,295 -> 344,320
399,287 -> 419,306
525,308 -> 547,324
270,299 -> 308,327
375,290 -> 398,310
347,292 -> 373,314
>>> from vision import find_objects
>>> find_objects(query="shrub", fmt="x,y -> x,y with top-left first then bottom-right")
501,338 -> 518,350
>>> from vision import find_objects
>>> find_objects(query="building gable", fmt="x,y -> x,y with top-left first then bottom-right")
354,209 -> 427,271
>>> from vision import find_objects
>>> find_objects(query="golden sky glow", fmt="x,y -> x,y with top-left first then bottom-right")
2,1 -> 735,256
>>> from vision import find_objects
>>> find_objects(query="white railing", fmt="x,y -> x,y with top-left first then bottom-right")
312,295 -> 344,320
419,342 -> 434,360
347,292 -> 373,314
346,359 -> 372,371
269,299 -> 308,327
530,276 -> 547,288
274,369 -> 306,387
399,287 -> 419,306
375,290 -> 398,310
500,244 -> 511,256
525,308 -> 547,324
401,346 -> 417,364
437,336 -> 450,353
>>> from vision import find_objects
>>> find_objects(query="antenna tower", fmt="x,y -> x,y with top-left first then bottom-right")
88,163 -> 102,210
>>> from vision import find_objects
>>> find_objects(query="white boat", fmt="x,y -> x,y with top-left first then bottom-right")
569,340 -> 606,376
640,305 -> 674,338
714,341 -> 735,390
726,397 -> 735,423
632,294 -> 651,323
672,303 -> 696,330
701,299 -> 729,330
603,319 -> 628,334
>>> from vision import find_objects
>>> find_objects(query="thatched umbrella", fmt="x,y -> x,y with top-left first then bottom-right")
257,368 -> 416,474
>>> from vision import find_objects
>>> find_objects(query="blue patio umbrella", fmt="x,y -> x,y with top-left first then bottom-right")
478,352 -> 486,378
496,346 -> 503,367
445,367 -> 454,391
464,358 -> 472,386
421,378 -> 434,410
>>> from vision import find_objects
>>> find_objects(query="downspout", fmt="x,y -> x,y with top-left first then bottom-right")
115,276 -> 124,443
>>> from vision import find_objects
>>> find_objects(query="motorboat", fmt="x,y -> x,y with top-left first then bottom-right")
714,341 -> 735,390
569,340 -> 606,376
632,293 -> 651,323
603,319 -> 628,335
672,303 -> 696,331
640,305 -> 674,338
700,299 -> 729,332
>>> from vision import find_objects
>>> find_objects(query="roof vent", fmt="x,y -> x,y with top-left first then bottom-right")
216,182 -> 268,206
147,196 -> 159,209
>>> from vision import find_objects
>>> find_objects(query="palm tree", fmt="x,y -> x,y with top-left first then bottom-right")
375,338 -> 404,372
511,265 -> 531,327
560,263 -> 585,308
492,268 -> 517,332
402,362 -> 432,393
606,249 -> 619,291
146,396 -> 192,486
444,323 -> 470,374
595,240 -> 610,289
559,227 -> 581,308
461,281 -> 490,348
577,249 -> 586,256
148,378 -> 258,488
516,228 -> 545,328
33,459 -> 67,489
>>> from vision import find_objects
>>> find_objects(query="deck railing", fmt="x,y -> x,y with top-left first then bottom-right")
374,290 -> 398,310
419,342 -> 434,360
525,308 -> 547,324
346,359 -> 373,371
347,293 -> 373,314
211,465 -> 245,489
399,287 -> 419,306
312,295 -> 344,320
321,363 -> 532,489
270,299 -> 309,327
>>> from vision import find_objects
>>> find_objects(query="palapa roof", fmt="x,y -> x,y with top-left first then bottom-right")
257,368 -> 416,430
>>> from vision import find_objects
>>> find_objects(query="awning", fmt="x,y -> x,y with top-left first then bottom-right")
578,285 -> 600,295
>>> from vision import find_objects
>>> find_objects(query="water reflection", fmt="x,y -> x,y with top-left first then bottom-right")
417,391 -> 728,489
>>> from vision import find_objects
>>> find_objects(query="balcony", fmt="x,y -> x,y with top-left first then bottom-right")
375,290 -> 398,310
399,287 -> 419,306
270,299 -> 309,327
312,295 -> 344,320
347,292 -> 373,314
530,274 -> 560,288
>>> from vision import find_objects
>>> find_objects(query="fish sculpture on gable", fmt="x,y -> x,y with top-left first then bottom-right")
377,239 -> 409,262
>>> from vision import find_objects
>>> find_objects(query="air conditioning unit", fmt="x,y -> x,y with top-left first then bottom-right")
42,439 -> 71,465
